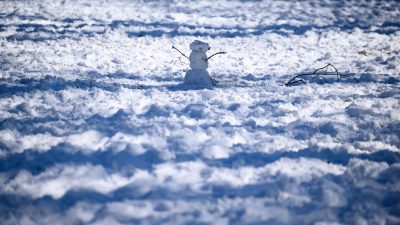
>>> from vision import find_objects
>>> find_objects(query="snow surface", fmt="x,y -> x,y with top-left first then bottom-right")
0,0 -> 399,224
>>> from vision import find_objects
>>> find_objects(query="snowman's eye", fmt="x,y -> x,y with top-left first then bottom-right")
208,47 -> 211,50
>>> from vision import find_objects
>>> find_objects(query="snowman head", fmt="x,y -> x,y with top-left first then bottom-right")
190,40 -> 210,53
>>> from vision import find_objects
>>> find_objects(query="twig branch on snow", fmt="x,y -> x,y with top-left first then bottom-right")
207,51 -> 227,61
285,63 -> 341,86
172,45 -> 189,60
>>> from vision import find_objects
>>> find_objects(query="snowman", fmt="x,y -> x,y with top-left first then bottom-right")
173,40 -> 226,88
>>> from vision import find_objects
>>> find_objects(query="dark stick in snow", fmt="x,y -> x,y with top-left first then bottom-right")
285,63 -> 341,86
207,52 -> 227,61
172,46 -> 189,60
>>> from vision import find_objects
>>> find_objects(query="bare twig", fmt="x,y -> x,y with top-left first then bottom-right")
285,63 -> 341,86
207,51 -> 227,61
172,46 -> 189,60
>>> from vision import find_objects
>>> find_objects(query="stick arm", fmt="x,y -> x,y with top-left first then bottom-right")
172,45 -> 189,60
206,51 -> 227,61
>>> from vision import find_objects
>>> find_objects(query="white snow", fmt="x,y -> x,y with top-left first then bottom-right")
0,0 -> 399,225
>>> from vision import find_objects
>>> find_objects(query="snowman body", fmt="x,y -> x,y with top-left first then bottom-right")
184,40 -> 214,88
189,51 -> 208,70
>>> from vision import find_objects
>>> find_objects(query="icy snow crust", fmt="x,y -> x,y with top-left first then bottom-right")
0,0 -> 399,224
